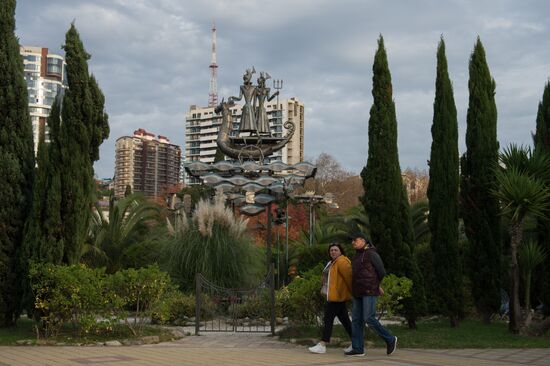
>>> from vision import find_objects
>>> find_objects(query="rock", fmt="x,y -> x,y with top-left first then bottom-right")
141,336 -> 160,344
36,339 -> 56,346
289,338 -> 297,344
16,339 -> 33,346
105,340 -> 122,347
170,329 -> 185,338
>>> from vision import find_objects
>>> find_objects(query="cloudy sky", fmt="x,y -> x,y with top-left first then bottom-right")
15,0 -> 550,179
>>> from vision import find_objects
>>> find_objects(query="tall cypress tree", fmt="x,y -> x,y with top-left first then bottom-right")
361,36 -> 425,328
0,0 -> 35,326
533,81 -> 550,316
361,36 -> 402,271
428,38 -> 463,327
460,38 -> 501,323
58,24 -> 108,264
534,81 -> 550,153
22,99 -> 64,265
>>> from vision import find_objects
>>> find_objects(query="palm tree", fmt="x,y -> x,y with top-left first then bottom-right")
410,200 -> 430,245
493,145 -> 550,333
519,240 -> 547,326
323,204 -> 370,243
86,192 -> 163,272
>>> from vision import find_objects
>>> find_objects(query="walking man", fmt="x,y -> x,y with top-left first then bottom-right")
345,232 -> 397,357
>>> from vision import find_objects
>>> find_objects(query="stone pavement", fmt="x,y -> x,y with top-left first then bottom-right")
1,332 -> 549,366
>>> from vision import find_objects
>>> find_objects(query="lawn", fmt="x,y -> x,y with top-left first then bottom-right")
278,318 -> 550,348
0,317 -> 175,346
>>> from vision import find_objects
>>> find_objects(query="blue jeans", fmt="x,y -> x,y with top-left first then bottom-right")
351,296 -> 394,353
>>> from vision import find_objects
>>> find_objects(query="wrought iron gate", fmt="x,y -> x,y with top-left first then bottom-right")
195,265 -> 275,335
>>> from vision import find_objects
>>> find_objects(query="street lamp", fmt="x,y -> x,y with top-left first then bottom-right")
293,192 -> 338,246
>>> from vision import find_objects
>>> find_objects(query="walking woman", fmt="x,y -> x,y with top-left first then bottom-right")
309,243 -> 353,354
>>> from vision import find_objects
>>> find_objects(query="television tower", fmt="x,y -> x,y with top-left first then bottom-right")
208,21 -> 218,108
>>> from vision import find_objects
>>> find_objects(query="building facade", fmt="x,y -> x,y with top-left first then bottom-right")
114,129 -> 182,198
184,98 -> 304,183
20,45 -> 67,154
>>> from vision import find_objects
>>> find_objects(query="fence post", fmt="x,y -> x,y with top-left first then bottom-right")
270,263 -> 276,335
195,273 -> 202,336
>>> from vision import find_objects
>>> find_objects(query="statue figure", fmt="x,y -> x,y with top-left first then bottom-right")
229,67 -> 257,134
255,72 -> 279,136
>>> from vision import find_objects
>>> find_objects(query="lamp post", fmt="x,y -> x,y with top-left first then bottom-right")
294,192 -> 338,246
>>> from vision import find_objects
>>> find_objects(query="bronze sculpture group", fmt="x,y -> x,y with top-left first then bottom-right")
215,67 -> 294,161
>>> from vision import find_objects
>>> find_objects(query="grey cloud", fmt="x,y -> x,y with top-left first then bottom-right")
14,0 -> 550,179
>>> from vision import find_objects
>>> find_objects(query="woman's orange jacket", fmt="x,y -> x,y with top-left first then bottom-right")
326,255 -> 352,302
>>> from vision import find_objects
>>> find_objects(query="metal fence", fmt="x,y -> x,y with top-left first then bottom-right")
195,265 -> 275,335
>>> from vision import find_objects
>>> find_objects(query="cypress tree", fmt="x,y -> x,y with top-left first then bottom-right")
58,24 -> 109,264
427,38 -> 463,327
361,36 -> 425,328
533,81 -> 550,316
22,99 -> 64,265
460,37 -> 501,323
361,36 -> 402,271
0,0 -> 35,327
534,81 -> 550,153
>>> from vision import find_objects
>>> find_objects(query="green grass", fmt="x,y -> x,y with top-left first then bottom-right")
0,317 -> 173,345
0,318 -> 36,345
278,319 -> 550,348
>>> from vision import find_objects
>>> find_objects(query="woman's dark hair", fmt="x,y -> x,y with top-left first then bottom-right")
328,242 -> 345,257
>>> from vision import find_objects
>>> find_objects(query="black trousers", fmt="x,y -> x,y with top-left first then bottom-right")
322,301 -> 352,343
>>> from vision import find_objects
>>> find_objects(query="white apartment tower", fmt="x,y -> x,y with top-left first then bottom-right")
184,98 -> 304,181
20,46 -> 67,154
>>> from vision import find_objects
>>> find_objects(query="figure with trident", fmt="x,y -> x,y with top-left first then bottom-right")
255,71 -> 279,136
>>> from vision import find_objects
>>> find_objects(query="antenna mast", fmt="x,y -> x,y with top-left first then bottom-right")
208,21 -> 218,107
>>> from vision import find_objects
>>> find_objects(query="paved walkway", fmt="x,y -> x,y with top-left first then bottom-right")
1,332 -> 549,366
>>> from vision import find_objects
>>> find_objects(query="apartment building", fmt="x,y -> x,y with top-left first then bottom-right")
20,45 -> 67,154
185,98 -> 304,178
114,129 -> 182,198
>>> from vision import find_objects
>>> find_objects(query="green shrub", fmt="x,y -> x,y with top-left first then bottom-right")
152,291 -> 217,325
378,274 -> 413,318
231,291 -> 272,320
29,263 -> 106,337
29,263 -> 173,337
106,265 -> 172,335
284,264 -> 324,325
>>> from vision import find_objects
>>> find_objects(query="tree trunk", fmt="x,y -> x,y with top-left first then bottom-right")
527,316 -> 550,336
524,272 -> 533,327
509,220 -> 523,334
450,315 -> 459,328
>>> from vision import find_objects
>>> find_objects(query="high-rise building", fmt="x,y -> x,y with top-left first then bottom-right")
20,45 -> 67,154
184,98 -> 304,181
114,129 -> 182,198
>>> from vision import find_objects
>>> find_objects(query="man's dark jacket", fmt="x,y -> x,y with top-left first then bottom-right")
351,246 -> 386,297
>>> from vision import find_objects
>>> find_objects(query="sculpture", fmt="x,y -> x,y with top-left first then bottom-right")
229,67 -> 257,133
255,72 -> 279,136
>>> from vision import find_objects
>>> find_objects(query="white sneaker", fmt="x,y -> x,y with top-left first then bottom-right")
343,345 -> 353,353
308,342 -> 326,354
